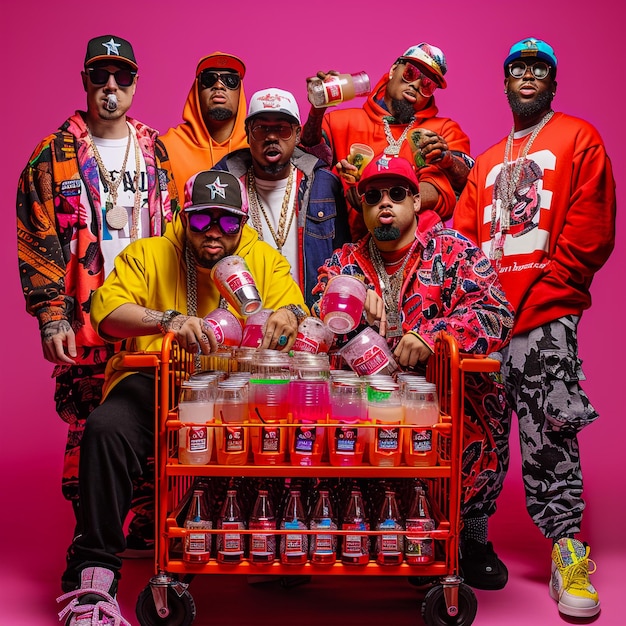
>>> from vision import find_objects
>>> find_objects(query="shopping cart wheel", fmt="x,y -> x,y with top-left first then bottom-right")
136,583 -> 196,626
421,583 -> 477,626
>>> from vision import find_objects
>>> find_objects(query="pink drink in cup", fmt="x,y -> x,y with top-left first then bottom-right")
203,308 -> 243,347
319,275 -> 367,333
293,317 -> 335,354
340,327 -> 399,376
211,255 -> 263,316
241,308 -> 274,348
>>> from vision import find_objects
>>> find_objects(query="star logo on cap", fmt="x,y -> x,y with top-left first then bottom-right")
102,38 -> 122,56
206,177 -> 227,200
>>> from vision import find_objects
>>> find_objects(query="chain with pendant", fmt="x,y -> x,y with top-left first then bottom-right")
490,110 -> 554,262
383,117 -> 415,156
368,237 -> 418,338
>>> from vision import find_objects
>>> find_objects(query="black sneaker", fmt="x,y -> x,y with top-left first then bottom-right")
460,539 -> 508,590
120,534 -> 155,559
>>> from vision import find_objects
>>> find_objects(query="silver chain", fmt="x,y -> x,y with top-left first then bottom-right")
383,118 -> 415,156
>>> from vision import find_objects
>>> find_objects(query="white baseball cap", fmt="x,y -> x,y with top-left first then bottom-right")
245,88 -> 301,125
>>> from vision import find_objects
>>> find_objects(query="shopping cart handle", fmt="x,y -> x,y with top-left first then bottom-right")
459,355 -> 501,373
120,353 -> 161,369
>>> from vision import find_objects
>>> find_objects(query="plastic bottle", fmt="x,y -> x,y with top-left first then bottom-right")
307,71 -> 371,108
309,487 -> 338,565
367,381 -> 404,467
183,489 -> 213,563
215,379 -> 249,465
375,489 -> 405,565
341,487 -> 370,565
216,487 -> 246,564
405,483 -> 436,565
178,380 -> 216,465
328,377 -> 366,466
279,489 -> 308,564
403,382 -> 440,467
249,488 -> 276,564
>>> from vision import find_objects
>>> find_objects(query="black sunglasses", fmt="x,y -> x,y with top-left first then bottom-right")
362,186 -> 412,205
188,211 -> 242,235
508,61 -> 551,80
199,70 -> 241,90
87,67 -> 137,87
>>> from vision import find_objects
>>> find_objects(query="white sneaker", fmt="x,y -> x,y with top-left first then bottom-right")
549,538 -> 600,618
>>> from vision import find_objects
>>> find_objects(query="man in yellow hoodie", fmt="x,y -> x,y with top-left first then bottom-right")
162,52 -> 249,196
57,170 -> 306,624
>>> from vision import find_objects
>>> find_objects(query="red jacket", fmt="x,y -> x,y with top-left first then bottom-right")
454,112 -> 616,334
322,74 -> 471,236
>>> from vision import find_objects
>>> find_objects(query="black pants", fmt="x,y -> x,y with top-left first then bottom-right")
63,373 -> 154,588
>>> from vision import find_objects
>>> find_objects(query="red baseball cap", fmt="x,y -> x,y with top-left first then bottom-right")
356,155 -> 420,195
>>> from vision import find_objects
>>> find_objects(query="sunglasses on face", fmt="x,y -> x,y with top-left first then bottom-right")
249,123 -> 296,141
199,70 -> 241,90
362,186 -> 412,205
400,62 -> 437,97
87,67 -> 137,87
507,61 -> 551,80
188,211 -> 242,235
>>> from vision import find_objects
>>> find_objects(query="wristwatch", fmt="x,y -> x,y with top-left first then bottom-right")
278,304 -> 307,325
157,309 -> 182,335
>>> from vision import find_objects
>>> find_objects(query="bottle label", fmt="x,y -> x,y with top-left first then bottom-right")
218,521 -> 244,553
342,522 -> 368,555
293,335 -> 320,354
225,426 -> 244,452
204,317 -> 225,345
322,77 -> 344,106
405,519 -> 434,558
250,520 -> 275,556
294,425 -> 316,452
411,427 -> 433,453
226,270 -> 255,291
334,427 -> 358,453
185,520 -> 212,554
378,519 -> 402,553
376,427 -> 400,452
351,346 -> 390,376
282,520 -> 307,555
188,426 -> 208,452
261,426 -> 281,453
310,518 -> 337,554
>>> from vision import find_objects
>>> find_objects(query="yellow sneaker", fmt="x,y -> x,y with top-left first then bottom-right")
549,538 -> 600,618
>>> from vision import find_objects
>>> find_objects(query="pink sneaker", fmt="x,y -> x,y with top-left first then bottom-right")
57,567 -> 130,625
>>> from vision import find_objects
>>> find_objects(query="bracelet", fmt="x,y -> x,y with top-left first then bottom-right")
278,304 -> 308,326
157,309 -> 182,335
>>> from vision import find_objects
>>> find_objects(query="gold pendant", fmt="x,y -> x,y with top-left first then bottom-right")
106,204 -> 128,230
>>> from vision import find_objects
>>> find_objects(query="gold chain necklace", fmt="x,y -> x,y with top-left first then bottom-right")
368,236 -> 419,338
87,123 -> 142,238
246,165 -> 295,252
383,118 -> 415,156
490,110 -> 554,262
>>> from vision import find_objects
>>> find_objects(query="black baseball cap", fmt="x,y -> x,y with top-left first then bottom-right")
84,35 -> 137,70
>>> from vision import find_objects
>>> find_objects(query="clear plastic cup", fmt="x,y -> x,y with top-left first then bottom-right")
204,308 -> 243,347
347,143 -> 375,180
340,327 -> 398,376
319,275 -> 367,333
293,317 -> 335,354
210,255 -> 263,316
241,308 -> 274,348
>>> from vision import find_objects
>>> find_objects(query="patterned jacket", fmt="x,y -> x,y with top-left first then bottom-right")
17,111 -> 178,366
312,210 -> 514,355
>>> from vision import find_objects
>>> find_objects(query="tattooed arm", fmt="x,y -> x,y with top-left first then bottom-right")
40,319 -> 77,365
99,303 -> 218,354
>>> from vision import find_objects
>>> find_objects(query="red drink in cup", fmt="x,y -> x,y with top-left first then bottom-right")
211,255 -> 263,316
319,275 -> 367,333
241,309 -> 274,348
203,308 -> 243,347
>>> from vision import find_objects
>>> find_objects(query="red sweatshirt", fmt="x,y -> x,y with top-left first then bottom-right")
454,112 -> 615,335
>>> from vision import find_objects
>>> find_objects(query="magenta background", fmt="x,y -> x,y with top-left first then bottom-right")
1,2 -> 623,624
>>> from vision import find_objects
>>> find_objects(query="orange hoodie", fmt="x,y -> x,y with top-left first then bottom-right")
162,63 -> 248,195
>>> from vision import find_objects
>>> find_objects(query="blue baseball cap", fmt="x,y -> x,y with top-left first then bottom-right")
504,38 -> 557,76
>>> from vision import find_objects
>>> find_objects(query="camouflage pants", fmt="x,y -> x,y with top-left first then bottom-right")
55,364 -> 154,540
498,315 -> 598,539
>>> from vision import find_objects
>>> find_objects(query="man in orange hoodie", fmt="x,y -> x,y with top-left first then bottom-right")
162,52 -> 248,197
301,43 -> 472,239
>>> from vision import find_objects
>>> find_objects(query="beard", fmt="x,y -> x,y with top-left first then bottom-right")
259,161 -> 290,176
207,107 -> 234,121
507,89 -> 554,119
390,99 -> 416,124
373,225 -> 401,241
